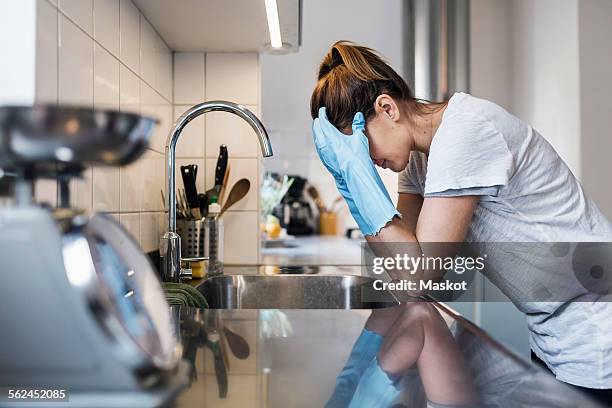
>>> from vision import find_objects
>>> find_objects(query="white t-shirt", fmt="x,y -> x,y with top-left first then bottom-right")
398,92 -> 612,388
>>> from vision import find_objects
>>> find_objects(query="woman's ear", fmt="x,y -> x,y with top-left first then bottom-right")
373,94 -> 401,122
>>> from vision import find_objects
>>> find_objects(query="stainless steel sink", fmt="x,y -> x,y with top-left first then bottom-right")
197,275 -> 398,309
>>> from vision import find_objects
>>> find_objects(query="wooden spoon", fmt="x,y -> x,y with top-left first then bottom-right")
218,178 -> 250,218
223,326 -> 250,360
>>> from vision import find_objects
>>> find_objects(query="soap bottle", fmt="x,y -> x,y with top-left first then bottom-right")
204,197 -> 224,276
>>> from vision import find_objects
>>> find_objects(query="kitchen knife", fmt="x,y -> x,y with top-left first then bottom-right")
202,145 -> 229,211
214,145 -> 228,194
180,165 -> 201,218
197,193 -> 208,216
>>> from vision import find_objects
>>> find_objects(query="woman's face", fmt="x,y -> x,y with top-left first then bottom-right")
363,108 -> 412,173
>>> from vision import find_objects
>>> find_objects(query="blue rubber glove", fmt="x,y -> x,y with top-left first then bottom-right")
348,357 -> 401,408
325,329 -> 384,408
312,107 -> 400,236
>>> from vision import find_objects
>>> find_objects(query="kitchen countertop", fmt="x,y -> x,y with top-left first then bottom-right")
171,267 -> 602,407
260,235 -> 362,265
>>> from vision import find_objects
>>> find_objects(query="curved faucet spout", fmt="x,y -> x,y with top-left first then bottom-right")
161,101 -> 273,282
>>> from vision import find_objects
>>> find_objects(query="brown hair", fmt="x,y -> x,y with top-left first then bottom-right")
310,41 -> 416,131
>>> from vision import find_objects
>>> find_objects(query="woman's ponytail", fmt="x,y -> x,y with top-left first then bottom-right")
311,41 -> 413,131
321,42 -> 387,82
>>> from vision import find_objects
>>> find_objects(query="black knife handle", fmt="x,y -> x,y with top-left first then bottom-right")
214,145 -> 228,188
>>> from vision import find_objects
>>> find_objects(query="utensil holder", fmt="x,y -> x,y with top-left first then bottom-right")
176,219 -> 205,258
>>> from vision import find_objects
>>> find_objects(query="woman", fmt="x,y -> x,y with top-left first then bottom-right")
311,41 -> 612,405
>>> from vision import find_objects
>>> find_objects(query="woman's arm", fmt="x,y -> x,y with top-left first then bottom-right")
366,195 -> 479,289
396,193 -> 423,233
368,195 -> 478,244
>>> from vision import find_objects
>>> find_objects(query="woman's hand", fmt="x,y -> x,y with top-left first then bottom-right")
312,107 -> 400,236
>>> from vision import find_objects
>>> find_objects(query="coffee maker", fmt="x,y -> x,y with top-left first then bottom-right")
0,106 -> 188,407
274,175 -> 317,236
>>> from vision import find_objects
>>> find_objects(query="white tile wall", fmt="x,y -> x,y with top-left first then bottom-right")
139,16 -> 156,88
93,166 -> 120,211
59,13 -> 93,106
35,0 -> 172,254
223,211 -> 260,264
174,53 -> 205,104
120,159 -> 141,211
93,0 -> 119,57
119,212 -> 140,242
119,0 -> 139,74
140,212 -> 160,252
205,105 -> 260,158
36,0 -> 58,104
59,0 -> 93,36
93,43 -> 119,109
71,167 -> 93,209
173,105 -> 205,158
205,53 -> 259,104
141,81 -> 171,152
173,51 -> 262,265
119,63 -> 139,113
154,29 -> 172,101
140,150 -> 165,211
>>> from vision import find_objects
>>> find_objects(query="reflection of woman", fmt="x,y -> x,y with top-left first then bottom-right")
326,303 -> 477,407
310,41 -> 612,404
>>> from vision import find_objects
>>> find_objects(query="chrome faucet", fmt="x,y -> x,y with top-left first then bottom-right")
160,101 -> 273,282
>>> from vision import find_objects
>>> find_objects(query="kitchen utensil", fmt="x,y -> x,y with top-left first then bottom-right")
307,185 -> 325,212
176,218 -> 205,258
218,178 -> 250,218
197,193 -> 208,216
203,145 -> 229,214
222,326 -> 250,360
0,105 -> 157,175
206,332 -> 228,398
214,145 -> 228,193
185,189 -> 192,218
179,188 -> 191,219
180,165 -> 201,219
218,166 -> 231,204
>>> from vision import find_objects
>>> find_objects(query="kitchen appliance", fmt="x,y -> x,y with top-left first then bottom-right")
274,175 -> 317,236
0,105 -> 187,407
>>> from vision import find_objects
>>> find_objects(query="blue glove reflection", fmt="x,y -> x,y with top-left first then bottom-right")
326,329 -> 384,408
312,107 -> 400,236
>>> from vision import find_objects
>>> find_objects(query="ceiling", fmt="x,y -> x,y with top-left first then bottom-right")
132,0 -> 300,53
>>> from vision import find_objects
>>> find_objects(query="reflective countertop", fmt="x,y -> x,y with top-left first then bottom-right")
169,267 -> 603,407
